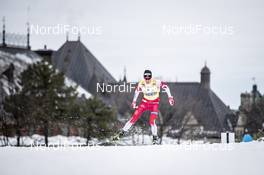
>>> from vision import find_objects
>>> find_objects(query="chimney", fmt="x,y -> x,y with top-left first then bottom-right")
66,32 -> 69,41
78,32 -> 80,41
2,16 -> 6,47
252,84 -> 258,104
26,22 -> 31,50
123,66 -> 127,82
252,84 -> 257,92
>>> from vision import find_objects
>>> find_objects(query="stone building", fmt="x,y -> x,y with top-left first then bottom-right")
235,84 -> 263,138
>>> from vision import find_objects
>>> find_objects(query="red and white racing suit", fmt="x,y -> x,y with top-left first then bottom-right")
122,79 -> 174,136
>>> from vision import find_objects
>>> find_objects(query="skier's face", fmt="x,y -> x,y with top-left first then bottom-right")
145,79 -> 151,84
144,73 -> 152,81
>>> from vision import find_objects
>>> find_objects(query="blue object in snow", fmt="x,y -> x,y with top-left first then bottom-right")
242,134 -> 253,142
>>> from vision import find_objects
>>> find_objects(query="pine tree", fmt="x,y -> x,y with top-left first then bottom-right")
18,60 -> 78,146
4,93 -> 29,146
4,59 -> 117,146
79,97 -> 116,145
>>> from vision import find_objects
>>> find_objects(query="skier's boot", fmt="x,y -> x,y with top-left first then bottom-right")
112,130 -> 125,141
152,135 -> 159,145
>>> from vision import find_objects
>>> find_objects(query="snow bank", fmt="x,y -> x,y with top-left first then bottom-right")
0,142 -> 263,175
0,134 -> 207,147
0,135 -> 89,146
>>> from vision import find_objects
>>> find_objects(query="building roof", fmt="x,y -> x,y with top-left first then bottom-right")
167,82 -> 233,131
52,40 -> 116,95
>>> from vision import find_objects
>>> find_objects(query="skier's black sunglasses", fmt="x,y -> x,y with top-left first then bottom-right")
144,73 -> 152,80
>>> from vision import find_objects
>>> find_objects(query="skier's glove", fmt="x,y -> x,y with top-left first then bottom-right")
168,97 -> 175,106
131,101 -> 138,109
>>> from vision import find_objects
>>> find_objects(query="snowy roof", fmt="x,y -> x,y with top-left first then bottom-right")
0,47 -> 41,99
0,45 -> 92,102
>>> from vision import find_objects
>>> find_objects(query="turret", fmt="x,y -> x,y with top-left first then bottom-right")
200,63 -> 211,89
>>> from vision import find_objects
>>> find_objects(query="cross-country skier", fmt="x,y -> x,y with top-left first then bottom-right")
113,70 -> 175,144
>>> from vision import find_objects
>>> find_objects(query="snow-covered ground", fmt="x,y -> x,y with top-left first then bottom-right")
0,134 -> 208,146
0,142 -> 263,175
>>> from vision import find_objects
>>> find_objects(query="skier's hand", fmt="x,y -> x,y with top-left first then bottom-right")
168,97 -> 175,106
131,101 -> 138,109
